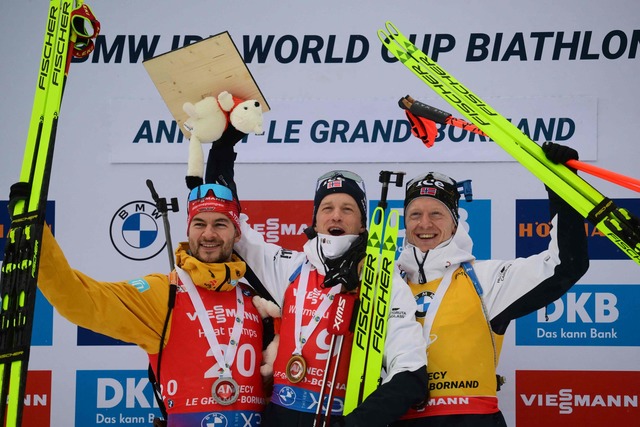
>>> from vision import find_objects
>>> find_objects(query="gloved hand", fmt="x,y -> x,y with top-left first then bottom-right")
542,141 -> 579,164
185,176 -> 203,190
541,141 -> 580,202
7,182 -> 30,219
323,251 -> 362,291
323,233 -> 367,291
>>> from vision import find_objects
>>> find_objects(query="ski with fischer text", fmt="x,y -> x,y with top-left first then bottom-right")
344,172 -> 403,414
400,96 -> 640,193
378,21 -> 640,265
0,2 -> 99,425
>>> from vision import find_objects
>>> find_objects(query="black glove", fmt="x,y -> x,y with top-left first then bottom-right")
7,182 -> 30,219
323,233 -> 367,291
324,256 -> 361,291
541,142 -> 577,206
542,141 -> 579,164
185,175 -> 203,190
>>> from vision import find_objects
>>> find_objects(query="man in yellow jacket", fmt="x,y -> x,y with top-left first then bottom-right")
37,183 -> 268,427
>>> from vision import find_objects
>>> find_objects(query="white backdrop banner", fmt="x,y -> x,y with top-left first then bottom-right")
109,96 -> 597,164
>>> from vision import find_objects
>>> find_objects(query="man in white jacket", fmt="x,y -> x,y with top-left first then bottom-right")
234,170 -> 428,427
392,142 -> 590,426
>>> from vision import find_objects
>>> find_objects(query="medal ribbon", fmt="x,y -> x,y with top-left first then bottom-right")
293,262 -> 340,355
177,266 -> 244,378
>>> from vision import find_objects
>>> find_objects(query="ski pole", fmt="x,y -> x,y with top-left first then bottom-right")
378,171 -> 405,211
146,180 -> 179,270
320,336 -> 345,427
145,180 -> 179,424
314,293 -> 358,427
313,333 -> 336,427
322,332 -> 346,425
565,160 -> 640,193
401,97 -> 640,193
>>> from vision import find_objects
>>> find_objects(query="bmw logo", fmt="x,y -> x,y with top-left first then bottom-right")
110,200 -> 166,261
202,412 -> 228,427
278,386 -> 296,406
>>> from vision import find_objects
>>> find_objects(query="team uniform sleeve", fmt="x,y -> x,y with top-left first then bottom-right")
479,189 -> 590,333
344,268 -> 428,426
38,225 -> 170,353
234,214 -> 306,306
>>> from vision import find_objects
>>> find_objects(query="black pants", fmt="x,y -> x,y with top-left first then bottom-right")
389,411 -> 507,427
262,402 -> 345,427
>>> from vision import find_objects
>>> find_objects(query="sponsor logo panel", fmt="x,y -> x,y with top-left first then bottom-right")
22,370 -> 51,427
516,370 -> 640,426
242,200 -> 313,252
78,327 -> 133,346
110,200 -> 167,261
80,198 -> 165,346
516,284 -> 640,346
516,198 -> 640,260
76,370 -> 160,426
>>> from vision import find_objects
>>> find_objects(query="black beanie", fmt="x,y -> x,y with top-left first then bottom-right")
312,170 -> 368,228
404,172 -> 460,226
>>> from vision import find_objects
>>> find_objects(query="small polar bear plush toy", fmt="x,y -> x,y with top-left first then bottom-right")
183,91 -> 263,189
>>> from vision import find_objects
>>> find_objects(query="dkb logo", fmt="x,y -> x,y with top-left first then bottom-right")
515,285 -> 640,347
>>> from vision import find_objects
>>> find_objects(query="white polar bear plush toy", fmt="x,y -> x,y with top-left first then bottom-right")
182,91 -> 263,189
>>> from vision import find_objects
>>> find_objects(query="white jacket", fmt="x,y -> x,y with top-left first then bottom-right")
397,203 -> 589,332
235,214 -> 427,383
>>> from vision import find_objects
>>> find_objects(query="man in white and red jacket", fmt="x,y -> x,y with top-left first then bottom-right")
235,170 -> 428,427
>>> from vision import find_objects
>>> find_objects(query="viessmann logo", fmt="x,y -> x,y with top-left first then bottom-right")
520,388 -> 637,415
23,370 -> 51,426
110,200 -> 166,260
516,370 -> 639,426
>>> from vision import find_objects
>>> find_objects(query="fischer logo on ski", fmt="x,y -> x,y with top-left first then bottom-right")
344,172 -> 403,414
400,95 -> 640,193
378,21 -> 640,265
0,2 -> 100,425
362,210 -> 398,396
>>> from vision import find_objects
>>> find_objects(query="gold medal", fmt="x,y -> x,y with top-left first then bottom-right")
285,354 -> 307,383
212,377 -> 240,405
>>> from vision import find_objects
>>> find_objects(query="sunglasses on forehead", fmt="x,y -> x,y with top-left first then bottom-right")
316,170 -> 366,192
406,172 -> 455,188
188,184 -> 235,202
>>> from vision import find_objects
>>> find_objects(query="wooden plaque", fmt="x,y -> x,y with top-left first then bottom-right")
143,31 -> 269,136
